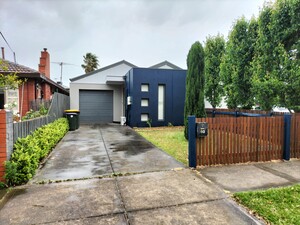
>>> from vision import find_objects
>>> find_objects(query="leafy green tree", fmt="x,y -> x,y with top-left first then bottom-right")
204,34 -> 225,109
269,0 -> 300,112
273,0 -> 300,112
81,53 -> 99,73
288,0 -> 300,60
275,44 -> 300,112
251,1 -> 300,111
251,4 -> 280,111
0,60 -> 23,89
184,41 -> 206,139
284,64 -> 300,112
220,17 -> 257,109
272,0 -> 300,55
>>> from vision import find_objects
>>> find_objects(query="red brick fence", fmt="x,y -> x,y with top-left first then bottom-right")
0,111 -> 13,181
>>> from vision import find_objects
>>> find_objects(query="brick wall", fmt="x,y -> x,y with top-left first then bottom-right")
0,111 -> 7,181
19,80 -> 54,116
43,83 -> 52,100
19,79 -> 36,117
0,110 -> 13,182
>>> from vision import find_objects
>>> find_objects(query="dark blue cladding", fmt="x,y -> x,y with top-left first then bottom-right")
125,67 -> 186,127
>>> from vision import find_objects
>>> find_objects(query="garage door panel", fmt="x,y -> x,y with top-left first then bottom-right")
79,90 -> 113,124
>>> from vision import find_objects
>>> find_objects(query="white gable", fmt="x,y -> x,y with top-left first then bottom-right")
156,64 -> 175,69
72,63 -> 133,84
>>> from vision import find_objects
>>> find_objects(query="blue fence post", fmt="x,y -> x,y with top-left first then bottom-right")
283,114 -> 292,160
188,115 -> 196,168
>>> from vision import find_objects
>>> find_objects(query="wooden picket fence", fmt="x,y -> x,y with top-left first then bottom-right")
195,114 -> 300,166
291,114 -> 300,158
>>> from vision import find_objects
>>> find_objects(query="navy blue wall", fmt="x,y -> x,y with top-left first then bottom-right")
125,68 -> 186,127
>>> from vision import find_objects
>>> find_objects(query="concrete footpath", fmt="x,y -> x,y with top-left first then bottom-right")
1,124 -> 297,224
199,159 -> 300,193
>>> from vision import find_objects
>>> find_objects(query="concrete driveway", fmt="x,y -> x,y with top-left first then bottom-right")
0,124 -> 263,225
32,124 -> 183,182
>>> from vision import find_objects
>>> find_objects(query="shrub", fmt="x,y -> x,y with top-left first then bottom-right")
22,106 -> 48,121
4,118 -> 69,185
0,181 -> 7,189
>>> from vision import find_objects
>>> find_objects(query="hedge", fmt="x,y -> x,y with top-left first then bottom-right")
5,118 -> 69,186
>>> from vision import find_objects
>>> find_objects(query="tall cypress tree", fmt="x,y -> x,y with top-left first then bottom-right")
184,41 -> 206,139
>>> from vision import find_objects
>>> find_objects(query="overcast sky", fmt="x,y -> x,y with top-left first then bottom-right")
0,0 -> 265,86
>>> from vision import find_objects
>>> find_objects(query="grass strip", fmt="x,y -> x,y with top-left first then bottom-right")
234,184 -> 300,225
135,127 -> 188,165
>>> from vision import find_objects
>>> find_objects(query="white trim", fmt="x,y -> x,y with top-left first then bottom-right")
158,85 -> 165,120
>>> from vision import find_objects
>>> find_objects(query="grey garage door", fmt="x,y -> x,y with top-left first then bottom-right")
79,90 -> 113,124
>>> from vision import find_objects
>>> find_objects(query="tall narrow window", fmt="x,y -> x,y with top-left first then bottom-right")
158,85 -> 165,120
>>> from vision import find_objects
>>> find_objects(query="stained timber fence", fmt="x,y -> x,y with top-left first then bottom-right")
188,112 -> 300,167
13,93 -> 70,143
291,114 -> 300,158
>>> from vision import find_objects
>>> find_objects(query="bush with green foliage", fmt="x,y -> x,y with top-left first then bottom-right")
22,105 -> 49,121
0,182 -> 7,189
4,118 -> 69,186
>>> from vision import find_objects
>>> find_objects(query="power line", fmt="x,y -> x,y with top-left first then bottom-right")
0,31 -> 16,63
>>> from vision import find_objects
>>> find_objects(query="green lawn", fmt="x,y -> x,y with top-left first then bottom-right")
135,126 -> 188,165
234,184 -> 300,225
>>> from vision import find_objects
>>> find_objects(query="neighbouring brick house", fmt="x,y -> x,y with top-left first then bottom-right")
0,48 -> 69,117
0,111 -> 12,181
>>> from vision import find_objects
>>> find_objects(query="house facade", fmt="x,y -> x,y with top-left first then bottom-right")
69,60 -> 187,127
69,60 -> 136,124
125,67 -> 186,127
0,48 -> 69,116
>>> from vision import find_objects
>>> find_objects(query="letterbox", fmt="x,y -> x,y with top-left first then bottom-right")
196,122 -> 208,137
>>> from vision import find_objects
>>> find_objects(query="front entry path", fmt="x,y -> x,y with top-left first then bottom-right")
0,125 -> 263,225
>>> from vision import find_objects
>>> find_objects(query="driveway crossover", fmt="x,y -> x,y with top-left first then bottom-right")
0,124 -> 263,225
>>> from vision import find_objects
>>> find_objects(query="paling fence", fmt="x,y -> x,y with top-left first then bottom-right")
291,114 -> 300,158
13,93 -> 70,143
29,99 -> 51,111
188,112 -> 300,167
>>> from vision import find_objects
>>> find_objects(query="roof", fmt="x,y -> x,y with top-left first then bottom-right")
0,59 -> 40,74
0,59 -> 68,94
149,60 -> 183,70
70,60 -> 137,82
